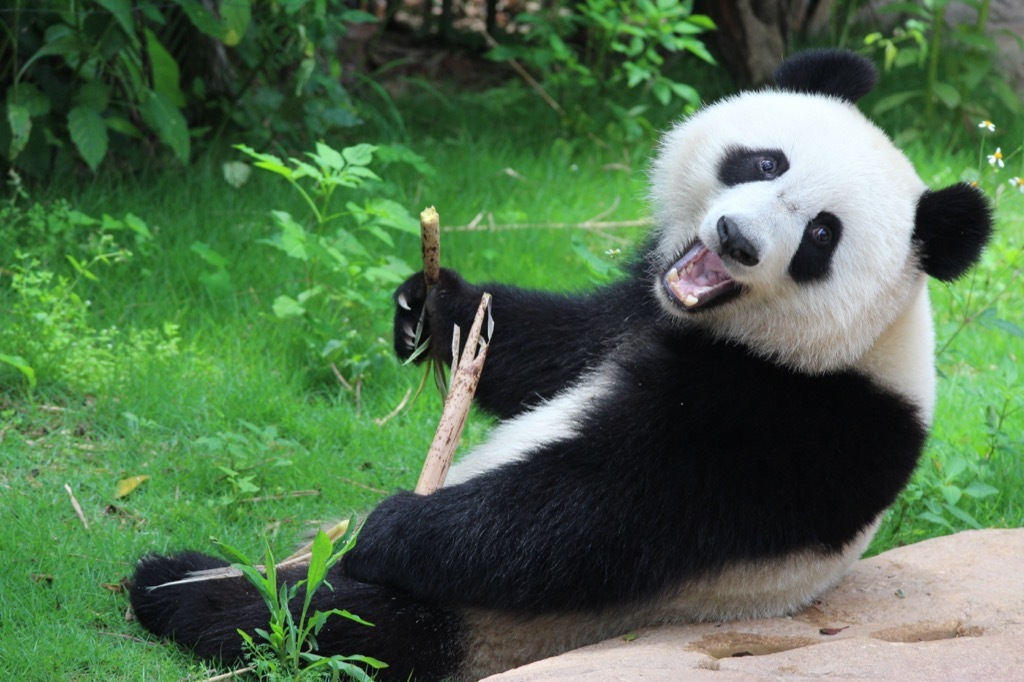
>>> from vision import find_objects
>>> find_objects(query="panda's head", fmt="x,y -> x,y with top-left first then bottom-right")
649,49 -> 992,373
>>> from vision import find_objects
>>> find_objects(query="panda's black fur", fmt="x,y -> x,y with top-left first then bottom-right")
129,50 -> 993,680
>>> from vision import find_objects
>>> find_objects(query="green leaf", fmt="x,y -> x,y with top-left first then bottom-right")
6,103 -> 31,159
0,353 -> 37,388
366,225 -> 395,247
940,484 -> 962,506
219,0 -> 251,46
211,538 -> 255,566
222,161 -> 252,188
139,89 -> 190,163
123,213 -> 154,240
652,80 -> 671,106
105,116 -> 141,138
872,91 -> 922,116
94,0 -> 136,40
931,82 -> 960,110
977,309 -> 1024,338
918,510 -> 953,530
175,1 -> 225,41
942,503 -> 982,530
314,141 -> 346,170
76,82 -> 111,112
342,143 -> 376,167
265,211 -> 310,260
6,83 -> 51,117
145,29 -> 185,108
961,481 -> 999,499
191,241 -> 229,268
17,25 -> 81,81
66,254 -> 99,281
272,295 -> 306,318
305,531 -> 332,593
68,105 -> 109,171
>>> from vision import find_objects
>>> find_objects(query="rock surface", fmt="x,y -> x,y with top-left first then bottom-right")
486,528 -> 1024,681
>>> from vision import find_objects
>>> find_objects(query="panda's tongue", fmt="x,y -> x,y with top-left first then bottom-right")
664,242 -> 735,309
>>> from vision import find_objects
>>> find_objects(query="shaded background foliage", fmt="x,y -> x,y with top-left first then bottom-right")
2,0 -> 1022,176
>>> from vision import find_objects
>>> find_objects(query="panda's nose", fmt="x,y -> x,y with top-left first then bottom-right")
717,216 -> 760,266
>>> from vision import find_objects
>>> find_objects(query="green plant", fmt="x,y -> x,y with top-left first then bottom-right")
216,0 -> 377,152
1,0 -> 252,173
231,141 -> 429,379
3,248 -> 182,392
886,445 -> 999,536
488,0 -> 715,139
214,527 -> 386,681
862,0 -> 1021,146
0,197 -> 176,393
196,421 -> 303,509
0,196 -> 152,263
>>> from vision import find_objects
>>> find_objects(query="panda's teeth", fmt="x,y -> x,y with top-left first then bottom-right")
683,294 -> 700,307
667,267 -> 680,284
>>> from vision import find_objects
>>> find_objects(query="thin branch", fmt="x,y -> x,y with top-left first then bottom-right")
415,292 -> 492,495
201,666 -> 255,682
237,490 -> 320,504
374,387 -> 413,427
483,31 -> 565,116
420,206 -> 441,289
446,217 -> 651,232
332,475 -> 389,496
64,483 -> 89,529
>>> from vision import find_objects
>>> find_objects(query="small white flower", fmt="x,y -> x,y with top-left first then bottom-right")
1009,176 -> 1024,193
978,120 -> 996,132
988,148 -> 1005,168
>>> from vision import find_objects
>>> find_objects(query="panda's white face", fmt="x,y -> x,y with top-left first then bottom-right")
650,90 -> 929,375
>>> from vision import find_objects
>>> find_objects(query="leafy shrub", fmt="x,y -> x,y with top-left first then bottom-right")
0,200 -> 177,393
0,0 -> 376,175
861,0 -> 1022,147
225,141 -> 432,380
488,0 -> 716,139
221,0 -> 377,152
0,0 -> 242,173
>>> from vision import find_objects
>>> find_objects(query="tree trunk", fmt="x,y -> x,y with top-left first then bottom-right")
697,0 -> 833,86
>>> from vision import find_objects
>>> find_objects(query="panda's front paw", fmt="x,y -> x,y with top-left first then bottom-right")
393,273 -> 429,362
392,268 -> 474,364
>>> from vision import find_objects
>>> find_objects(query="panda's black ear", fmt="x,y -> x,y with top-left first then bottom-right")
774,49 -> 878,103
914,183 -> 993,282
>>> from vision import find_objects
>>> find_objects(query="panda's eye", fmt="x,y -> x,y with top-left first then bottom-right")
718,147 -> 789,186
810,224 -> 831,244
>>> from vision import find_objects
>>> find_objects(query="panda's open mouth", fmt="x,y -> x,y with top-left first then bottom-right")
663,241 -> 740,311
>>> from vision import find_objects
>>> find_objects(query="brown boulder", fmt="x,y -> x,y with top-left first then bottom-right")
487,529 -> 1024,681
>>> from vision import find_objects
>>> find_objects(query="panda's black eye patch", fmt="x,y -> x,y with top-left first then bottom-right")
789,211 -> 843,283
718,147 -> 790,186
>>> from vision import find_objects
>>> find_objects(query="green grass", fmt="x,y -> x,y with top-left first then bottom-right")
0,81 -> 1022,680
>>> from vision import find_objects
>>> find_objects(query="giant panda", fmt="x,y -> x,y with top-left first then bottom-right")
129,49 -> 993,681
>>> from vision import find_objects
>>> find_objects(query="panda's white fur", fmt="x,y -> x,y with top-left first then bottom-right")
129,50 -> 992,681
445,371 -> 612,486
